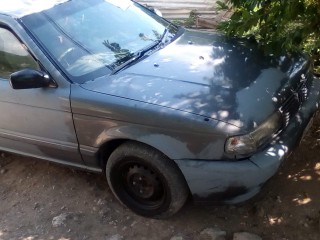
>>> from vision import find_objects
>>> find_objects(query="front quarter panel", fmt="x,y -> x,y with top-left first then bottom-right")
70,84 -> 238,168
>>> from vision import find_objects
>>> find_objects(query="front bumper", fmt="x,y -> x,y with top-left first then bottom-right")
174,77 -> 320,204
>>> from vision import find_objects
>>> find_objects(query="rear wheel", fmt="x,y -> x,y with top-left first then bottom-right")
106,142 -> 189,218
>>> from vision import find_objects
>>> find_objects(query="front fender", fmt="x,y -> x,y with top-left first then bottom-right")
70,84 -> 236,168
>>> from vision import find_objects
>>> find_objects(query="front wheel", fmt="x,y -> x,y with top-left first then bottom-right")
106,142 -> 189,218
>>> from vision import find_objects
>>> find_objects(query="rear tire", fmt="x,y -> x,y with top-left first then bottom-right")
106,142 -> 189,218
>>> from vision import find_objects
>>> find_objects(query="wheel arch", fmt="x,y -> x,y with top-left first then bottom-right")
97,138 -> 127,171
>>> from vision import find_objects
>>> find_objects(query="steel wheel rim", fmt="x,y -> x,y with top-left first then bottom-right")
114,160 -> 167,211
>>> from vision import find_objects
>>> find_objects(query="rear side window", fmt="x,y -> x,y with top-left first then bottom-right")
0,28 -> 38,79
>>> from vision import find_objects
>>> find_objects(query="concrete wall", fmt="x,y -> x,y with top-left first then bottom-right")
136,0 -> 218,19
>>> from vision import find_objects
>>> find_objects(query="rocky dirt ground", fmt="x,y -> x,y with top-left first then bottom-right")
1,117 -> 320,240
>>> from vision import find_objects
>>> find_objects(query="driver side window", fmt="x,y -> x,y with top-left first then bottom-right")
0,28 -> 38,79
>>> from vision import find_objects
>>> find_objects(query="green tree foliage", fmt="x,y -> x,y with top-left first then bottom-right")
218,0 -> 320,72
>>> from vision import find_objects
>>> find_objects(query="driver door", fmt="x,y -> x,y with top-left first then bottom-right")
0,26 -> 83,165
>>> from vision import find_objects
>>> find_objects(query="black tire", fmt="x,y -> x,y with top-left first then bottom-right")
106,142 -> 189,218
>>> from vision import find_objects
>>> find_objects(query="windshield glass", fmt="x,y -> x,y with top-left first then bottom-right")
21,0 -> 175,82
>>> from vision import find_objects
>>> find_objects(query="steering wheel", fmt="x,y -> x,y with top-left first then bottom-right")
58,47 -> 78,67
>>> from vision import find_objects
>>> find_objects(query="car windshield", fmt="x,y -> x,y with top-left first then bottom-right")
21,0 -> 176,82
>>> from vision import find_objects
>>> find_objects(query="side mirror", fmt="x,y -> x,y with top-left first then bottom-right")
10,69 -> 52,90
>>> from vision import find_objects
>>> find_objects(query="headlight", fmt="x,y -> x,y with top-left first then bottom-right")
225,112 -> 283,156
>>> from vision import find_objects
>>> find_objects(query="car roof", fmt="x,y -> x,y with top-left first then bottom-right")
0,0 -> 69,18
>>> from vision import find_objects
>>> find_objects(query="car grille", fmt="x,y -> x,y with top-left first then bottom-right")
280,73 -> 313,127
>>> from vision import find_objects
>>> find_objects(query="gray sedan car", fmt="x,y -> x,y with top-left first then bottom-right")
0,0 -> 319,218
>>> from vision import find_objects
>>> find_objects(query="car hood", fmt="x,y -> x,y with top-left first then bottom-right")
80,29 -> 310,129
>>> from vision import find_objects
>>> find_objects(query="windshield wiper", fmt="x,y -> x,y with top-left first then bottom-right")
111,41 -> 158,74
111,27 -> 171,75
